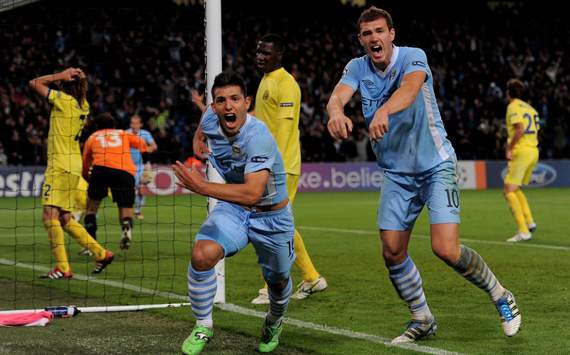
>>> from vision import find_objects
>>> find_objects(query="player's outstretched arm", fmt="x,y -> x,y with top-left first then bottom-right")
368,71 -> 426,140
172,161 -> 269,206
29,67 -> 84,98
326,83 -> 355,140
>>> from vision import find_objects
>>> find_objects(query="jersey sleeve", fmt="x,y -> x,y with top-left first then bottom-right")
276,78 -> 301,120
47,89 -> 66,109
142,130 -> 155,145
403,48 -> 430,78
338,58 -> 361,92
126,132 -> 148,152
507,104 -> 524,126
244,131 -> 275,175
200,106 -> 218,133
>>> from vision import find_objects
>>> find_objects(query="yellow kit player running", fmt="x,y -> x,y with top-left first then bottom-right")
29,68 -> 114,279
503,79 -> 539,242
252,33 -> 327,303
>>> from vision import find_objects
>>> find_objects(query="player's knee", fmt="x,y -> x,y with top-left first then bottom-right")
191,242 -> 223,271
58,213 -> 72,227
432,244 -> 460,265
263,269 -> 289,287
382,247 -> 406,264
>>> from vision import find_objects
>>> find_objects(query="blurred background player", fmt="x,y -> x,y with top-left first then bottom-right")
177,72 -> 295,354
250,33 -> 327,304
82,113 -> 149,251
503,79 -> 539,242
29,67 -> 114,278
327,7 -> 521,343
127,114 -> 157,220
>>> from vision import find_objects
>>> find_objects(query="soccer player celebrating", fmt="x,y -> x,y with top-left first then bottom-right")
503,79 -> 539,242
29,68 -> 114,278
249,33 -> 327,304
326,7 -> 521,343
175,72 -> 295,354
82,113 -> 149,251
127,114 -> 157,220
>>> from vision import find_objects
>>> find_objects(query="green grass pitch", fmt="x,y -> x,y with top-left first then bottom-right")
0,188 -> 569,354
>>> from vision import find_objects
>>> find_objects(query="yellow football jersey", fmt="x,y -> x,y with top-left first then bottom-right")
255,68 -> 301,176
46,89 -> 89,175
506,98 -> 539,150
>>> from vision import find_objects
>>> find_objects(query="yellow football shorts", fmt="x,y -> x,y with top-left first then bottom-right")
286,174 -> 300,204
42,170 -> 82,212
504,147 -> 539,186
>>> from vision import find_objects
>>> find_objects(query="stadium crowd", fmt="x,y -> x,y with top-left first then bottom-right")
1,1 -> 568,166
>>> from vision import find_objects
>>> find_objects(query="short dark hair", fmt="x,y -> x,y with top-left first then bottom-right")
357,6 -> 394,30
211,72 -> 247,99
259,33 -> 284,53
95,112 -> 115,130
506,79 -> 525,99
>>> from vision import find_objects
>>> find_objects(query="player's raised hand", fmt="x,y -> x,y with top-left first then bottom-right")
369,108 -> 389,140
192,127 -> 210,160
60,67 -> 84,81
327,113 -> 353,140
172,161 -> 205,194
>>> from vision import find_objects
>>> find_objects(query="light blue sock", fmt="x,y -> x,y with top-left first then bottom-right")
188,264 -> 216,328
134,194 -> 145,214
266,277 -> 292,325
389,256 -> 433,321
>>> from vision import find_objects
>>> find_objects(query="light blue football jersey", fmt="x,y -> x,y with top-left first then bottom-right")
201,107 -> 288,206
127,128 -> 155,172
340,45 -> 455,174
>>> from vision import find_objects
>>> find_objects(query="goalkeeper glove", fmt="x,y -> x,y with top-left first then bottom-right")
141,165 -> 155,185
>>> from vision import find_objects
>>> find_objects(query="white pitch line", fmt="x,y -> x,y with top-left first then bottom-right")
0,258 -> 460,355
298,225 -> 570,252
5,226 -> 570,252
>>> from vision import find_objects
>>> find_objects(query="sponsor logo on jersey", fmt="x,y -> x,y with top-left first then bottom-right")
251,156 -> 269,163
280,102 -> 294,107
412,61 -> 426,67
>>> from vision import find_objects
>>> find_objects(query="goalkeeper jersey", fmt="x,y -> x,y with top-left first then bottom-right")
83,129 -> 147,176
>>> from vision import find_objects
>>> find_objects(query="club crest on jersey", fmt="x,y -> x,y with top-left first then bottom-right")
262,90 -> 269,101
390,69 -> 397,80
232,144 -> 241,158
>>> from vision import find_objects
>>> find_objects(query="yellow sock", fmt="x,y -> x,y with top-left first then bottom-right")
44,219 -> 70,273
515,190 -> 534,225
505,192 -> 529,233
293,229 -> 320,282
63,219 -> 106,260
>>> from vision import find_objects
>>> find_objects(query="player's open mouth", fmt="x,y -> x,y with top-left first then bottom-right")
371,45 -> 382,55
223,113 -> 237,122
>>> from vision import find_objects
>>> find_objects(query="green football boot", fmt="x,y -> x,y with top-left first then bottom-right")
258,319 -> 283,353
181,325 -> 213,355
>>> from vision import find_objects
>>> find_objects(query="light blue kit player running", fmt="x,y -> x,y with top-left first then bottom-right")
173,72 -> 295,355
127,115 -> 157,219
326,6 -> 521,344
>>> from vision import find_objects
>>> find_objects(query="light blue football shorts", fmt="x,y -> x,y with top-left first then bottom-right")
195,200 -> 295,283
378,158 -> 461,231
